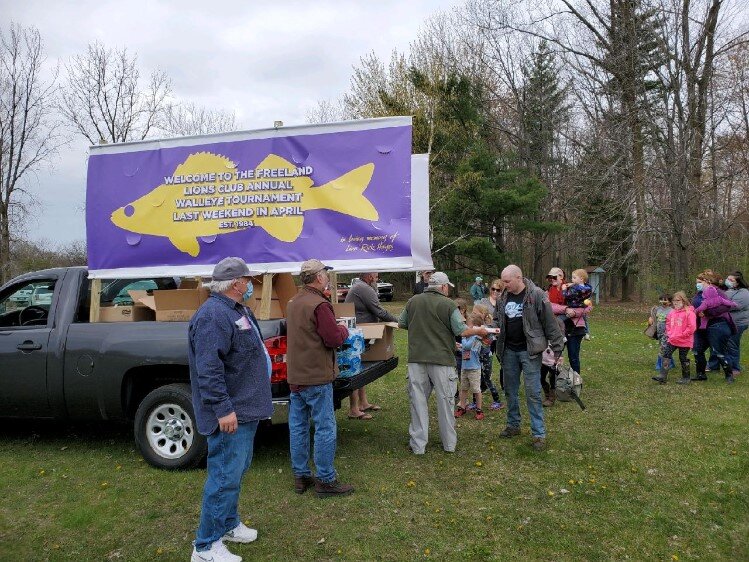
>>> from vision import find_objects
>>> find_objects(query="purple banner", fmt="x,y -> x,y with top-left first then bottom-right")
86,118 -> 412,276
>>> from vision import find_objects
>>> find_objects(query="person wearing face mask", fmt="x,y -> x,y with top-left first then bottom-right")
653,292 -> 696,384
723,271 -> 749,377
286,259 -> 354,498
189,257 -> 273,562
692,270 -> 738,383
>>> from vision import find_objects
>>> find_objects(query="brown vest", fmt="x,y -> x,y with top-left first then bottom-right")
286,286 -> 338,385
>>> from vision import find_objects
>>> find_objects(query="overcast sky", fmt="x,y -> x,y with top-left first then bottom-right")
2,0 -> 460,247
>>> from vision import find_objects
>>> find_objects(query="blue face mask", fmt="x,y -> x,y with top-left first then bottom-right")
696,282 -> 704,292
724,280 -> 735,289
242,281 -> 254,302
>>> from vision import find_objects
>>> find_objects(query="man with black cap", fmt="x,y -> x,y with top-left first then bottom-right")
286,258 -> 354,498
399,271 -> 489,454
189,257 -> 273,562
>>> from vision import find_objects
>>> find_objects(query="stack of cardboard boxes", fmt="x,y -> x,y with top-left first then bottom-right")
97,275 -> 396,362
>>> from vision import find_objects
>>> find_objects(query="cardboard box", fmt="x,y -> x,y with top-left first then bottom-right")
99,304 -> 155,322
134,288 -> 208,322
332,303 -> 355,318
357,322 -> 399,361
245,273 -> 299,320
178,278 -> 203,290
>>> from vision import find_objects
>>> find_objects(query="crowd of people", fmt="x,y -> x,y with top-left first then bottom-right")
186,257 -> 744,562
648,269 -> 748,384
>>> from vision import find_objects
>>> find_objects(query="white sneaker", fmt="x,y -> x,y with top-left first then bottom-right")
191,540 -> 242,562
223,522 -> 258,543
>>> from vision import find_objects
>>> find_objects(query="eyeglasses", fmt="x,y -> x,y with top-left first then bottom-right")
490,287 -> 501,292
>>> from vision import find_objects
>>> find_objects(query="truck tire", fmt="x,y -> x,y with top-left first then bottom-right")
134,383 -> 207,470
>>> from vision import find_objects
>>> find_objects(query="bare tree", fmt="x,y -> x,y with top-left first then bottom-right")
161,101 -> 237,137
59,42 -> 171,144
0,24 -> 63,283
306,98 -> 349,124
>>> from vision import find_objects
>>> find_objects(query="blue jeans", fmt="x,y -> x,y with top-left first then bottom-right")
195,421 -> 258,551
289,383 -> 337,483
480,349 -> 500,402
726,324 -> 746,372
693,329 -> 710,374
502,349 -> 545,438
706,321 -> 732,363
566,334 -> 583,374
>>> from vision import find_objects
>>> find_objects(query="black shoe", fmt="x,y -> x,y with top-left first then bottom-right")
651,376 -> 667,384
499,426 -> 521,438
314,478 -> 354,498
532,437 -> 546,451
691,374 -> 708,381
294,475 -> 315,494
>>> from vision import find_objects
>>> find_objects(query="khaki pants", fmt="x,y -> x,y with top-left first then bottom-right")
407,363 -> 458,454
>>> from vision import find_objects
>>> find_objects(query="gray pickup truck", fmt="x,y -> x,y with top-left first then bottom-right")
0,267 -> 398,469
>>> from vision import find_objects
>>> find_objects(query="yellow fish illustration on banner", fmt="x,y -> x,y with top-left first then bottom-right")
110,152 -> 379,256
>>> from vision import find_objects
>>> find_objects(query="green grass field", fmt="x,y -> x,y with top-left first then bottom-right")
1,303 -> 747,561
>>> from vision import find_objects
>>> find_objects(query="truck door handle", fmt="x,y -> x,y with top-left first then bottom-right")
17,341 -> 42,352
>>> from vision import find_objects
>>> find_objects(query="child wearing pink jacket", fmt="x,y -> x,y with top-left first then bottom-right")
653,291 -> 697,385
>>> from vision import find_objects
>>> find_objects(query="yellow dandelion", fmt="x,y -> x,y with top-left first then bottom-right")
475,461 -> 483,467
101,482 -> 109,488
424,548 -> 431,556
672,555 -> 679,561
156,547 -> 163,555
38,469 -> 45,476
547,490 -> 555,496
407,480 -> 416,488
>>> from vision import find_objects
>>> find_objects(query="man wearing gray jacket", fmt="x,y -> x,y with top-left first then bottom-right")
344,273 -> 396,418
494,265 -> 564,451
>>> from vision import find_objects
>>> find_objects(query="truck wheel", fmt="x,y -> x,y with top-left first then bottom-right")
134,383 -> 207,470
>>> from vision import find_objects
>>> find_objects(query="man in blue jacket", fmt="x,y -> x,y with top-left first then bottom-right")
189,257 -> 273,562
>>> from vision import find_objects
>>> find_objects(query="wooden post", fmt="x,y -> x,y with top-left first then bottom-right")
89,279 -> 102,323
329,271 -> 338,303
257,273 -> 274,320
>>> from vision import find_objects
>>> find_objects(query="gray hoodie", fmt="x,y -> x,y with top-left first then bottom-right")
726,287 -> 749,327
493,278 -> 565,359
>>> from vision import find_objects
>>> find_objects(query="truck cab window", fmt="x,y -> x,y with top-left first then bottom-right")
0,280 -> 57,327
74,277 -> 181,323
